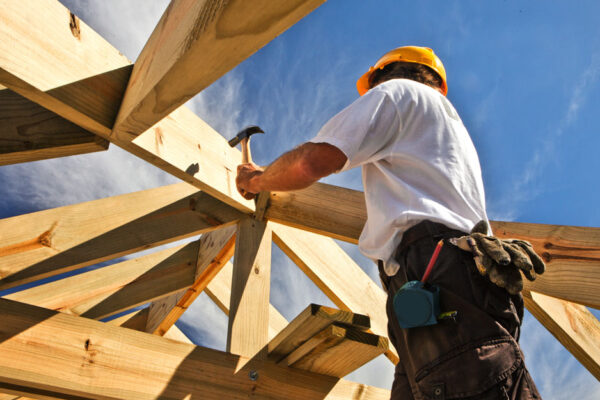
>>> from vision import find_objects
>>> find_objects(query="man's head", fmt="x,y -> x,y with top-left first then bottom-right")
356,46 -> 447,96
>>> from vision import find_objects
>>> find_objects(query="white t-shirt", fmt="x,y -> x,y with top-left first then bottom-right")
310,79 -> 489,275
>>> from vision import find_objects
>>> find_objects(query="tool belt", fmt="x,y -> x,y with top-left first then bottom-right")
378,220 -> 529,399
396,220 -> 467,257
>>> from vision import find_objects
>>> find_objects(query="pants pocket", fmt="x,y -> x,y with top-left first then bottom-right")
415,337 -> 522,399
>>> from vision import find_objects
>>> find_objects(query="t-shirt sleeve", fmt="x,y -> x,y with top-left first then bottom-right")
309,88 -> 400,172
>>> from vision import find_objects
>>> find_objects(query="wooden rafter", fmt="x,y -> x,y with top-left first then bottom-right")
0,0 -> 599,394
0,299 -> 390,399
523,290 -> 600,380
5,241 -> 201,320
267,183 -> 600,308
145,225 -> 237,335
0,88 -> 108,165
0,182 -> 242,290
0,0 -> 253,212
272,222 -> 398,364
493,221 -> 600,309
113,0 -> 325,142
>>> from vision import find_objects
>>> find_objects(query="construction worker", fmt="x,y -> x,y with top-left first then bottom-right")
236,46 -> 544,399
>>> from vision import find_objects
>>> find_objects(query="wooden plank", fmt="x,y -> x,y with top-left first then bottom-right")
0,0 -> 254,212
145,225 -> 237,335
0,88 -> 108,165
227,218 -> 272,358
492,221 -> 600,309
205,261 -> 289,341
268,183 -> 600,308
5,241 -> 200,320
266,183 -> 365,243
268,304 -> 370,363
163,324 -> 194,344
107,308 -> 193,344
523,291 -> 600,380
272,222 -> 398,364
0,182 -> 242,290
0,299 -> 390,399
113,0 -> 325,141
107,308 -> 150,331
281,324 -> 388,378
0,0 -> 132,134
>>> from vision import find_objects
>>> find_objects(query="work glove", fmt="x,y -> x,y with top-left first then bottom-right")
449,221 -> 546,294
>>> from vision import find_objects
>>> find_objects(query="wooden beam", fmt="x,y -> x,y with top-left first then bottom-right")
227,218 -> 272,358
0,88 -> 108,165
266,183 -> 365,243
112,0 -> 325,141
268,304 -> 370,363
145,225 -> 237,335
206,260 -> 289,341
0,0 -> 254,212
0,182 -> 242,290
5,241 -> 200,320
523,291 -> 600,380
281,324 -> 388,378
0,299 -> 390,399
267,183 -> 600,308
107,308 -> 194,344
272,222 -> 398,364
492,221 -> 600,309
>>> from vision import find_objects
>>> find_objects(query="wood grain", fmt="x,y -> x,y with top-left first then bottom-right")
523,290 -> 600,379
282,324 -> 388,378
0,89 -> 108,165
145,225 -> 237,335
5,241 -> 200,320
0,0 -> 254,212
205,260 -> 289,341
113,0 -> 325,141
268,304 -> 370,363
272,222 -> 398,364
0,299 -> 390,399
268,183 -> 600,308
0,182 -> 242,290
227,218 -> 272,359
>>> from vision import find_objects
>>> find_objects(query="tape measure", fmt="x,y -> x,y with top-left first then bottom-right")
392,240 -> 458,329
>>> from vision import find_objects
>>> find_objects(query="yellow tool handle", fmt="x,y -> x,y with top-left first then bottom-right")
240,137 -> 252,164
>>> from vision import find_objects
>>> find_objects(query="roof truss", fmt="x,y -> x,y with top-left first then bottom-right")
1,0 -> 599,397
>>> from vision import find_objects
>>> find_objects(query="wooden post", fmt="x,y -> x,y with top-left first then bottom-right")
227,218 -> 272,359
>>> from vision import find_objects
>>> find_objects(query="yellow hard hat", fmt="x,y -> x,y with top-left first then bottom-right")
356,46 -> 448,96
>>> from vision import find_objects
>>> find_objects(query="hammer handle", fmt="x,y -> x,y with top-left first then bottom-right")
241,137 -> 252,164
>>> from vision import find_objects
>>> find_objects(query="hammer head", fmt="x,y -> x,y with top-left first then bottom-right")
228,125 -> 264,147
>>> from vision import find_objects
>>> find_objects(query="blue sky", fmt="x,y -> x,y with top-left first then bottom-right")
1,0 -> 599,397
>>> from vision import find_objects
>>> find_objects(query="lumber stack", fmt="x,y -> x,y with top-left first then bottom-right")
268,304 -> 389,378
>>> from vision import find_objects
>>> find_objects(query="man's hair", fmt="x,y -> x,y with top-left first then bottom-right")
369,61 -> 443,91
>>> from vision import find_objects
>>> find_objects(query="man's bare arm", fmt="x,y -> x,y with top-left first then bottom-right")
236,142 -> 347,198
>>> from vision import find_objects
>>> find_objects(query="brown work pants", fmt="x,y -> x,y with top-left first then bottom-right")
379,221 -> 541,399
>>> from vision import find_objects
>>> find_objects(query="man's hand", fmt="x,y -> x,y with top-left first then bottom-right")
236,162 -> 263,200
449,221 -> 546,294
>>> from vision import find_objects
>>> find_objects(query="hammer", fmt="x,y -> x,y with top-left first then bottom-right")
228,125 -> 264,163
